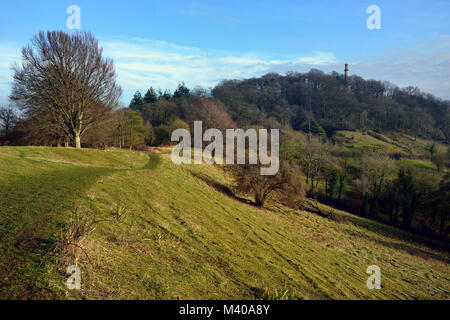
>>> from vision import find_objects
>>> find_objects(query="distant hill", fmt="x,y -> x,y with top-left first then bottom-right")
211,71 -> 450,142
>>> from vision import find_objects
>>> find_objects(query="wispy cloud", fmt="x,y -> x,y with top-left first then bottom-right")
178,2 -> 242,27
266,38 -> 450,100
0,43 -> 21,105
100,37 -> 338,101
1,36 -> 449,106
351,43 -> 450,98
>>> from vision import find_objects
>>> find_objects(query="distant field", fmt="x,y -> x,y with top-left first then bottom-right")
397,159 -> 438,171
0,147 -> 449,299
334,131 -> 405,154
334,131 -> 448,158
385,132 -> 448,156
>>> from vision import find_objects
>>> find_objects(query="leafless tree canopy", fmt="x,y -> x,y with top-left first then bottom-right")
0,105 -> 19,136
10,31 -> 122,148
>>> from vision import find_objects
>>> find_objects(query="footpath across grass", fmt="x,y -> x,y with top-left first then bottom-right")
0,147 -> 449,299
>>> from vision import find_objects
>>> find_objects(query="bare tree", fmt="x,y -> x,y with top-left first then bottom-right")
357,154 -> 394,217
0,105 -> 19,136
301,142 -> 323,192
10,31 -> 121,148
229,162 -> 307,208
15,108 -> 64,146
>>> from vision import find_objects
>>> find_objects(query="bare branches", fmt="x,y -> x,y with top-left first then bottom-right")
229,162 -> 307,208
0,104 -> 19,136
10,31 -> 121,148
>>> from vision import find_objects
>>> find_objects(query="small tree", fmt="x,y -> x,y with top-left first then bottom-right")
230,162 -> 307,208
122,109 -> 148,150
0,105 -> 19,136
143,87 -> 158,104
431,152 -> 447,172
327,171 -> 339,199
358,154 -> 394,218
169,118 -> 190,133
158,89 -> 172,100
129,91 -> 144,112
311,121 -> 326,142
173,82 -> 190,99
300,142 -> 323,192
429,143 -> 437,157
153,125 -> 171,146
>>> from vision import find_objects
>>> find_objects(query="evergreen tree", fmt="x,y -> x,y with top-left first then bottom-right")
311,121 -> 326,142
143,87 -> 158,104
429,143 -> 437,157
173,82 -> 190,99
327,171 -> 338,199
157,89 -> 172,100
129,91 -> 144,112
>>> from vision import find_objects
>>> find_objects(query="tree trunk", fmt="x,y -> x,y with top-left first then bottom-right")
255,199 -> 264,207
255,193 -> 265,207
129,128 -> 133,151
64,136 -> 70,148
75,134 -> 81,149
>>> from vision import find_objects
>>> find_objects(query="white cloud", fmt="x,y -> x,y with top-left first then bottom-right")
1,36 -> 449,104
267,40 -> 450,100
0,44 -> 21,100
99,37 -> 338,101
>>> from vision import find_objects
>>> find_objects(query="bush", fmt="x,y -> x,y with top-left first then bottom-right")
153,125 -> 171,146
229,162 -> 307,208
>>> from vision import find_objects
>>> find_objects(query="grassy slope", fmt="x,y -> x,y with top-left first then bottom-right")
334,130 -> 449,174
385,132 -> 448,156
0,147 -> 449,300
335,130 -> 448,157
335,131 -> 405,154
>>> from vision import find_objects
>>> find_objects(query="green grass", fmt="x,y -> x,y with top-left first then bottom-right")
398,159 -> 438,171
0,146 -> 449,300
384,132 -> 448,157
335,131 -> 404,154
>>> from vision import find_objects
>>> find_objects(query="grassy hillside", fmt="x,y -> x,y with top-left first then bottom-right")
334,130 -> 448,158
334,131 -> 404,154
0,146 -> 449,300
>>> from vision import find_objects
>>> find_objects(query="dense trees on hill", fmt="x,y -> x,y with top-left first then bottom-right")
212,71 -> 449,142
7,63 -> 447,148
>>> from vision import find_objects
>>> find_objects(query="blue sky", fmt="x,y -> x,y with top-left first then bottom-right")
1,0 -> 449,104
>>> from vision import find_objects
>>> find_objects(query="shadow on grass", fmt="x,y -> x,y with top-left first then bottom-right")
0,165 -> 115,299
189,171 -> 253,206
141,153 -> 161,170
338,212 -> 450,261
0,152 -> 163,298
